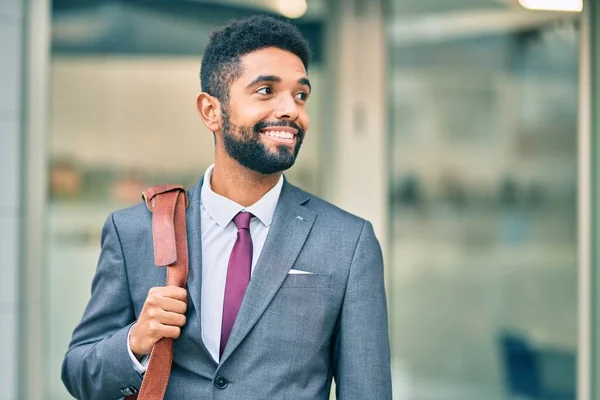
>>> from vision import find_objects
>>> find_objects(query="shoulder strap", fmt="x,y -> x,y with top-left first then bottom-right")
127,184 -> 189,400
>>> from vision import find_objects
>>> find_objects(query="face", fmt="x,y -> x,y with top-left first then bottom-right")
219,47 -> 311,175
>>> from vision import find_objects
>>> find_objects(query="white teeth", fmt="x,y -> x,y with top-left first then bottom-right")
264,131 -> 294,139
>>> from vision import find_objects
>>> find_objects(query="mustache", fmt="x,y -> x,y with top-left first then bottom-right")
253,120 -> 303,135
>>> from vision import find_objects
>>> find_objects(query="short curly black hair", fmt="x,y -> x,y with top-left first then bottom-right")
200,15 -> 312,105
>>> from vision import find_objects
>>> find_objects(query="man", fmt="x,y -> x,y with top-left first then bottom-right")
62,15 -> 392,400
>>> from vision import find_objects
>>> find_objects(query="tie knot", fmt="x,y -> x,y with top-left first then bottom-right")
233,212 -> 252,230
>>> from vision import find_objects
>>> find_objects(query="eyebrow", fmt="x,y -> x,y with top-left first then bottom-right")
298,77 -> 312,92
246,75 -> 312,92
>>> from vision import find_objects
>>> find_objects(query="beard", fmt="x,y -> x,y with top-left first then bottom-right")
221,110 -> 305,175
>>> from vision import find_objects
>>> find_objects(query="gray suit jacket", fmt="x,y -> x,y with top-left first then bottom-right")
62,178 -> 392,400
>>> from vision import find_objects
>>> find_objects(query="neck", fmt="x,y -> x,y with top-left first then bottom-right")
210,157 -> 282,208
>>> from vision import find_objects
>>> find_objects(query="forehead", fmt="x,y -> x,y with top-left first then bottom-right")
238,47 -> 307,80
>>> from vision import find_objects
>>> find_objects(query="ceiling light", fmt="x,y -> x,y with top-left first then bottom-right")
276,0 -> 308,19
518,0 -> 583,12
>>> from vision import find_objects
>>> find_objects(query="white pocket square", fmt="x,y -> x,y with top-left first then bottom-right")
288,269 -> 313,275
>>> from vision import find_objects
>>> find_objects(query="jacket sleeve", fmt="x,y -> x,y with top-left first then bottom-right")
61,213 -> 144,400
332,220 -> 393,399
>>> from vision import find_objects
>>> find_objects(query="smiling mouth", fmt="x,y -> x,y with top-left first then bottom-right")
260,128 -> 297,143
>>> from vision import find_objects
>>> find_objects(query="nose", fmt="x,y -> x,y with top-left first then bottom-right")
274,94 -> 298,121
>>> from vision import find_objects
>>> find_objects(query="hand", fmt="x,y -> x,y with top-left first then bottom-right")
129,286 -> 188,358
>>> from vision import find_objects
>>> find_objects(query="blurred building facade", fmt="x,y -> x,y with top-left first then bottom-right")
1,0 -> 598,399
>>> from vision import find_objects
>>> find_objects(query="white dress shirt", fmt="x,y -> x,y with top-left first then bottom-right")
129,164 -> 283,373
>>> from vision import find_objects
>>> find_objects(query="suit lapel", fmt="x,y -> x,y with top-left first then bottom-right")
184,177 -> 216,364
220,181 -> 316,363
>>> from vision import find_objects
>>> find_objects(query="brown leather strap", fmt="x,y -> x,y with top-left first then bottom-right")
127,185 -> 189,400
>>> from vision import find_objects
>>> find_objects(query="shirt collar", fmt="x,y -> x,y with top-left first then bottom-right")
201,164 -> 284,228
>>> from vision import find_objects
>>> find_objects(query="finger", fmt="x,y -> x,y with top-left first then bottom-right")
158,310 -> 187,327
156,296 -> 187,315
153,286 -> 188,303
156,325 -> 181,339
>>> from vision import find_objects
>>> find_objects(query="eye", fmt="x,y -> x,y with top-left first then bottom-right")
255,86 -> 273,95
295,91 -> 308,101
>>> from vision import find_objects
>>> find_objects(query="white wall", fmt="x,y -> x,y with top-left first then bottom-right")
0,1 -> 23,399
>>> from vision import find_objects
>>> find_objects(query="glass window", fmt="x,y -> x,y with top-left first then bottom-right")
387,2 -> 579,398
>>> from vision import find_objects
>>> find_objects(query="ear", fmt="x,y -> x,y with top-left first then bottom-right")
196,92 -> 221,133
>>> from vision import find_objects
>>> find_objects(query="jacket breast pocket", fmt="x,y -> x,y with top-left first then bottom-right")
280,273 -> 331,288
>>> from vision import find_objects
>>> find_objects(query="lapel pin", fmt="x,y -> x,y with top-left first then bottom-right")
296,215 -> 304,221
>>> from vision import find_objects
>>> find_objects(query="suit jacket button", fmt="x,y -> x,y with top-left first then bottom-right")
215,376 -> 229,389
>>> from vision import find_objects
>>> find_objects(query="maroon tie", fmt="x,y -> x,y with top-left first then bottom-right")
220,211 -> 253,357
